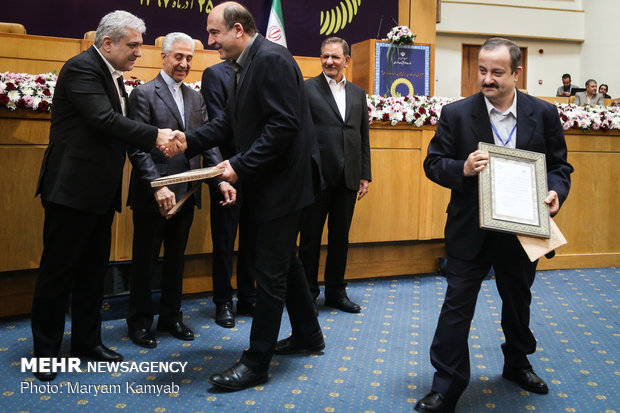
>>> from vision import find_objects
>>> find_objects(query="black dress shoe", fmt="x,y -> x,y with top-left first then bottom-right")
157,321 -> 194,341
503,367 -> 549,394
215,302 -> 235,328
129,328 -> 157,348
34,371 -> 57,381
325,294 -> 361,313
73,344 -> 123,362
275,334 -> 325,355
208,362 -> 268,391
236,300 -> 255,316
415,392 -> 454,413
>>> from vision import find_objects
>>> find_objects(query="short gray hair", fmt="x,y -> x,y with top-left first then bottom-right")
585,79 -> 597,88
94,10 -> 146,48
162,32 -> 194,55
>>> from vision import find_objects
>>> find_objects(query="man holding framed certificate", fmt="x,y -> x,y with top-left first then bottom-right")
415,37 -> 573,413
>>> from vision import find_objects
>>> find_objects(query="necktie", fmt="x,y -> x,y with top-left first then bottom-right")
172,85 -> 185,126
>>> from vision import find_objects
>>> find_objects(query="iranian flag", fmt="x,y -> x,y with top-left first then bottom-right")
266,0 -> 287,47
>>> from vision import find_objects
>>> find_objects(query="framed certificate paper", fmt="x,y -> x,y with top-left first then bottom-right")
150,167 -> 224,188
478,142 -> 550,238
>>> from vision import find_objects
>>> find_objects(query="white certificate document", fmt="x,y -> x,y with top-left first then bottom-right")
490,156 -> 539,226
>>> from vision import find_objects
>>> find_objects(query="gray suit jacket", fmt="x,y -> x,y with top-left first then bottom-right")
573,92 -> 605,106
127,73 -> 208,212
305,74 -> 371,191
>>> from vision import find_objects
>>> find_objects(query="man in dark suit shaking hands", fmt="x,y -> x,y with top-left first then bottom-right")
299,37 -> 371,313
169,2 -> 324,391
32,11 -> 183,381
415,38 -> 573,412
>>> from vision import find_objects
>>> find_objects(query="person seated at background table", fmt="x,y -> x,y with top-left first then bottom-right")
556,73 -> 576,97
599,84 -> 611,99
573,79 -> 605,106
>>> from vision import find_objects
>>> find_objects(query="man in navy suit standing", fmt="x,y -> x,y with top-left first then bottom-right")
415,37 -> 573,412
170,2 -> 324,391
201,61 -> 256,328
299,37 -> 371,313
32,11 -> 182,381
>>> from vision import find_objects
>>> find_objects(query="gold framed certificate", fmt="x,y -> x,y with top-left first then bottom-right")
150,167 -> 224,188
478,142 -> 550,238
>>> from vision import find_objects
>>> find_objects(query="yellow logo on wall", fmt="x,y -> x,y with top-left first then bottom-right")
320,0 -> 362,35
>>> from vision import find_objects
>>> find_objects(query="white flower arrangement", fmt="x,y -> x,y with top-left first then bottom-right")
3,72 -> 619,132
0,72 -> 56,112
367,94 -> 620,131
385,25 -> 416,45
367,94 -> 456,126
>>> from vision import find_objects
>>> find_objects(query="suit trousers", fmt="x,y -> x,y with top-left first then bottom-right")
239,210 -> 321,372
126,203 -> 194,331
299,184 -> 358,299
429,231 -> 538,405
208,183 -> 256,305
32,201 -> 114,357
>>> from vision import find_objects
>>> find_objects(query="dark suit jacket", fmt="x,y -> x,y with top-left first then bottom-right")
186,34 -> 321,223
305,74 -> 371,190
126,73 -> 207,212
424,91 -> 573,260
36,46 -> 158,214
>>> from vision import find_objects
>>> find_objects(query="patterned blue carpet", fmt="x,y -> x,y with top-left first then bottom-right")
0,267 -> 618,412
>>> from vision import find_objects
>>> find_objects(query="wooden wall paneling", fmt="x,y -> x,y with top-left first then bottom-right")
109,161 -> 134,262
417,128 -> 450,239
0,145 -> 46,271
349,125 -> 424,243
0,33 -> 81,74
0,111 -> 50,145
0,270 -> 37,317
351,39 -> 375,95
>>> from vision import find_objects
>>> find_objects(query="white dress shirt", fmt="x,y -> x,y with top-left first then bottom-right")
484,91 -> 517,149
323,72 -> 347,121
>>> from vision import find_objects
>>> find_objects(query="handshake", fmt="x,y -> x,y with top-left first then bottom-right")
156,129 -> 187,157
154,129 -> 239,184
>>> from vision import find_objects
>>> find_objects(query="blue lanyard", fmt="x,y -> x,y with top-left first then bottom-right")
490,122 -> 516,146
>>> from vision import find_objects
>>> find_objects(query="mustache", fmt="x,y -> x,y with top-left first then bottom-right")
482,83 -> 499,89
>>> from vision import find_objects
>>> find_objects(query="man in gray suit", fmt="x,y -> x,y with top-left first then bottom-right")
574,79 -> 605,106
125,32 -> 235,348
299,37 -> 372,313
